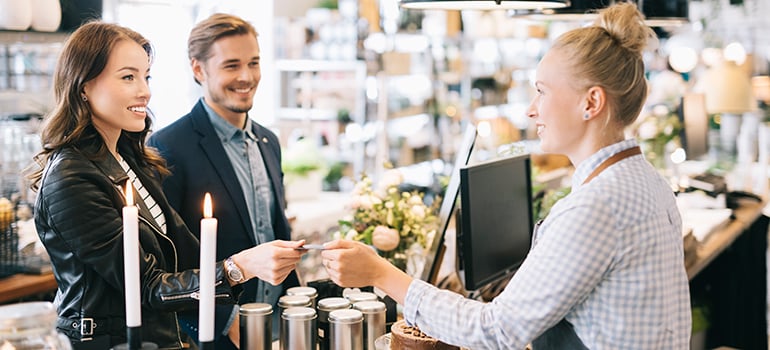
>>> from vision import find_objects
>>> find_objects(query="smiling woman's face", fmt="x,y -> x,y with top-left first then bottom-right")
83,39 -> 151,142
528,48 -> 587,156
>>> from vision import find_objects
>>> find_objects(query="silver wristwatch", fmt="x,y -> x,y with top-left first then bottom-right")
224,257 -> 245,284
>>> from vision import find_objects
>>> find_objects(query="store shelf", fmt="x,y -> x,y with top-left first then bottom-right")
275,59 -> 367,176
0,30 -> 69,44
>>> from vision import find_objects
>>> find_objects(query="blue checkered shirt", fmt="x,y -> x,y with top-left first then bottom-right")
404,139 -> 692,349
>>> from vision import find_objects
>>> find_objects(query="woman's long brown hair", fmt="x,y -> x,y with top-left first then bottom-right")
27,21 -> 169,191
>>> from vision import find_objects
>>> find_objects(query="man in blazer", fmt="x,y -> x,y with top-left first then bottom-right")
148,13 -> 300,348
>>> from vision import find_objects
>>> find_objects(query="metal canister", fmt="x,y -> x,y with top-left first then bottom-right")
280,307 -> 317,350
352,301 -> 386,350
329,309 -> 364,350
286,286 -> 319,309
239,303 -> 273,350
316,297 -> 351,350
278,294 -> 312,318
344,292 -> 378,304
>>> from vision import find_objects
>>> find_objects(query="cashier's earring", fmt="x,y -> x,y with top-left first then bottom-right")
583,113 -> 590,120
82,95 -> 88,102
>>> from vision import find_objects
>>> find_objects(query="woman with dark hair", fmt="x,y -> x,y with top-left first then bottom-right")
28,21 -> 305,350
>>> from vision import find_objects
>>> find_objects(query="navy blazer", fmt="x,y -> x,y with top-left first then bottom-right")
147,100 -> 299,335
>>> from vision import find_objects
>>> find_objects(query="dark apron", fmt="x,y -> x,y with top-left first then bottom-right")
531,319 -> 589,349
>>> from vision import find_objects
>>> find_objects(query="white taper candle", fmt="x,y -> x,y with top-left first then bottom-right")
199,193 -> 217,342
123,181 -> 142,327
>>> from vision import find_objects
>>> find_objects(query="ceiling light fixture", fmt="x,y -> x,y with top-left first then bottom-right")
400,0 -> 570,11
637,0 -> 688,27
510,0 -> 687,27
511,0 -> 609,21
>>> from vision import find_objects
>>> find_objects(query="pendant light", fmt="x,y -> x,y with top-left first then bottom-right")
400,0 -> 570,11
510,0 -> 686,26
638,0 -> 688,27
510,0 -> 610,21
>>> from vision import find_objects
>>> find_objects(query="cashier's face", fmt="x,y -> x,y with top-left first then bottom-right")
193,34 -> 261,123
528,48 -> 586,155
83,40 -> 151,141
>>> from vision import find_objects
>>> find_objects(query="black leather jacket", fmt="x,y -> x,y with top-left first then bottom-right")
35,144 -> 241,349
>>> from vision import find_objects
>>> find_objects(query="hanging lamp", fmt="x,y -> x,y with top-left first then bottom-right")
510,0 -> 687,26
638,0 -> 688,27
511,0 -> 610,21
400,0 -> 570,11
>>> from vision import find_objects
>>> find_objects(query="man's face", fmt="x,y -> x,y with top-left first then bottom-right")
192,34 -> 260,125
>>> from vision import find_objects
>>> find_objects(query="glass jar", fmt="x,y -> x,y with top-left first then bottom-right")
0,301 -> 72,349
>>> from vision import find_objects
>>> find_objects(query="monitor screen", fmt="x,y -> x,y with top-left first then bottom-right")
458,153 -> 533,291
678,93 -> 709,160
420,124 -> 477,285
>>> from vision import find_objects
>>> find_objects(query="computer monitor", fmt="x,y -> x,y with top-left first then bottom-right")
420,124 -> 477,285
678,93 -> 709,160
457,153 -> 533,291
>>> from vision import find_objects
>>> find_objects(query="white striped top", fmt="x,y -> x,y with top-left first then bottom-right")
118,156 -> 167,234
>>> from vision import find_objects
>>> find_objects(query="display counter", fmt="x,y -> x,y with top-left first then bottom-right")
688,200 -> 768,349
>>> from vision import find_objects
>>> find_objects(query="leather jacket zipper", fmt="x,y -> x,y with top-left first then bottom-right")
160,281 -> 228,302
138,216 -> 178,271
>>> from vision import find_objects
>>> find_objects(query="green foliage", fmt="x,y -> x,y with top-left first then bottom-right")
281,138 -> 323,177
317,0 -> 338,9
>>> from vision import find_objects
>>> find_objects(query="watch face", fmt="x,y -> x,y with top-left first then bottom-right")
229,269 -> 243,282
227,259 -> 244,282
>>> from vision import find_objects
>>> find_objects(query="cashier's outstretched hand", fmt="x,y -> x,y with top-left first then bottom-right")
321,240 -> 413,304
231,240 -> 307,286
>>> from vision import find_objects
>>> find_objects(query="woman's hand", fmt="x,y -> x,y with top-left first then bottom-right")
321,239 -> 412,304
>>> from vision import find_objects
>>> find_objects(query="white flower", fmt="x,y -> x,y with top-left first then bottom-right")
359,196 -> 373,210
349,195 -> 363,209
344,229 -> 358,240
652,104 -> 670,117
378,170 -> 403,191
372,225 -> 400,251
411,205 -> 426,219
353,180 -> 369,195
408,195 -> 423,205
638,120 -> 658,140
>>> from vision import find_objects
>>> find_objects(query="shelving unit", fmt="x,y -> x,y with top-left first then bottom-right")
275,58 -> 367,175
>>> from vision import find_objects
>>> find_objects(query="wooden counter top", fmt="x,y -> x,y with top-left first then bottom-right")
0,272 -> 56,304
686,200 -> 765,280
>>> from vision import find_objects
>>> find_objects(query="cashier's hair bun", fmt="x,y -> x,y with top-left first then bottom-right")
595,2 -> 659,55
551,1 -> 657,127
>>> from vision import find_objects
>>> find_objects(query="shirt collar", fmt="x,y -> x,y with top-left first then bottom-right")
201,98 -> 257,142
572,139 -> 640,190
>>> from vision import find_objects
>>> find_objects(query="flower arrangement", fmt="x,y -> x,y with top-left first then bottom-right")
334,169 -> 440,272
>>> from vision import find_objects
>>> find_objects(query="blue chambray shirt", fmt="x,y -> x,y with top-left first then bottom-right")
404,139 -> 691,349
203,100 -> 283,340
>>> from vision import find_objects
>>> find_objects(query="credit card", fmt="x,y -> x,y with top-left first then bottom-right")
297,244 -> 326,250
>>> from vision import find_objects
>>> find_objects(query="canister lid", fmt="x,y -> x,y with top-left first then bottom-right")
317,297 -> 351,311
281,307 -> 317,320
278,295 -> 311,308
329,309 -> 364,323
344,292 -> 378,303
240,303 -> 273,316
352,300 -> 386,313
286,286 -> 318,298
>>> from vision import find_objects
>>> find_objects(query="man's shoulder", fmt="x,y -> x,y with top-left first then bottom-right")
151,112 -> 201,141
